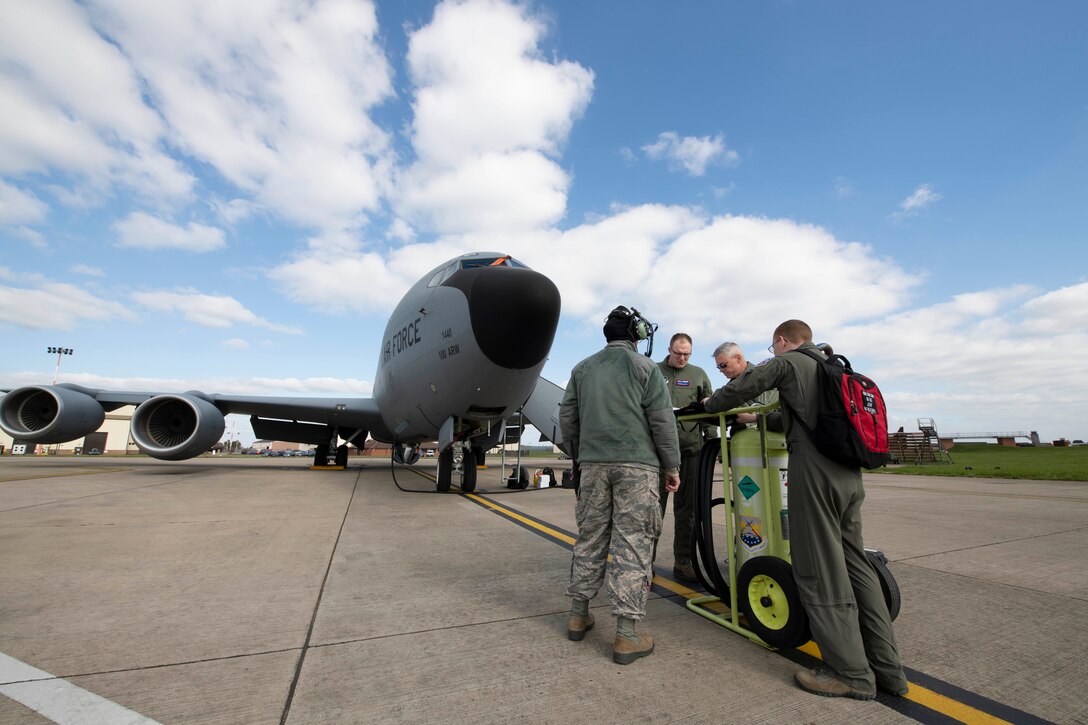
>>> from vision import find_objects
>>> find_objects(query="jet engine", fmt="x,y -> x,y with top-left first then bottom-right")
0,384 -> 105,444
130,393 -> 225,461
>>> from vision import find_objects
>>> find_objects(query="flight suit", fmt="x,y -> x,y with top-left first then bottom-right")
561,340 -> 680,619
656,359 -> 716,567
704,342 -> 907,694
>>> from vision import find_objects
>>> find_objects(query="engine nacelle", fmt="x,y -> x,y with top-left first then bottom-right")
130,393 -> 225,461
0,385 -> 105,444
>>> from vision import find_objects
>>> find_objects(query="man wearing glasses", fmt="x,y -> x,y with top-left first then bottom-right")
657,333 -> 717,583
711,341 -> 780,432
702,320 -> 907,701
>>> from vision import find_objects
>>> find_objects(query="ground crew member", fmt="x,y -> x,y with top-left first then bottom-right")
657,333 -> 716,583
703,320 -> 908,700
560,306 -> 681,665
712,341 -> 781,433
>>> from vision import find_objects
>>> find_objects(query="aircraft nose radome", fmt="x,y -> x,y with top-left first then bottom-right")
443,267 -> 561,369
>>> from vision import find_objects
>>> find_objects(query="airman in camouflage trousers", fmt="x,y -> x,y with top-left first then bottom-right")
566,463 -> 662,618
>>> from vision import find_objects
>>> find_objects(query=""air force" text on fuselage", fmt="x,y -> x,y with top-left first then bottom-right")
383,317 -> 422,362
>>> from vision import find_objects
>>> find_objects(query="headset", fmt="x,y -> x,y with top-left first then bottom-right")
607,305 -> 659,357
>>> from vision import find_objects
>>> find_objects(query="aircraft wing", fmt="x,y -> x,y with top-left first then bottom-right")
520,376 -> 568,454
0,383 -> 383,460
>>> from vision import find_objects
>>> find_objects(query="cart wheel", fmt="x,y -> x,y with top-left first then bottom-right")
737,556 -> 810,649
866,549 -> 901,621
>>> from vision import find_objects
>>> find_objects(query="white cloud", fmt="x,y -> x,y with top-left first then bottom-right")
85,0 -> 395,229
0,1 -> 195,202
113,211 -> 225,252
0,180 -> 48,225
268,238 -> 469,314
131,288 -> 302,334
830,282 -> 1088,437
0,280 -> 133,330
70,264 -> 105,277
220,338 -> 249,350
892,183 -> 941,219
397,0 -> 594,234
642,132 -> 739,176
833,176 -> 854,199
386,218 -> 416,243
211,198 -> 256,226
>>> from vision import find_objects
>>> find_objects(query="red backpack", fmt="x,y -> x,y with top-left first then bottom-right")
790,348 -> 889,469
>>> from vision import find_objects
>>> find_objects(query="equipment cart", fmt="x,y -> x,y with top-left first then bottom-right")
679,402 -> 900,650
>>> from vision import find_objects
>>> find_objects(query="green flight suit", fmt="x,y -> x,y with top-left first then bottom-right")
704,342 -> 907,694
656,358 -> 716,566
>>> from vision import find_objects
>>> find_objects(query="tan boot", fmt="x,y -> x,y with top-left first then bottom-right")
672,562 -> 697,583
567,612 -> 594,641
612,632 -> 654,665
794,667 -> 876,700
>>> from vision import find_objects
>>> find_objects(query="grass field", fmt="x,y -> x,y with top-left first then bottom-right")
882,442 -> 1088,481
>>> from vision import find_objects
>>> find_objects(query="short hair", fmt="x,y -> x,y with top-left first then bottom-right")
712,341 -> 742,359
669,332 -> 692,349
773,319 -> 813,344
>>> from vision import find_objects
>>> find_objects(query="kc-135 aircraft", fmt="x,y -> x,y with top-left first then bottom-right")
0,252 -> 569,493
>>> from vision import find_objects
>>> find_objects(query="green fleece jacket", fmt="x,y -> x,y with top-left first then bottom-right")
559,340 -> 680,472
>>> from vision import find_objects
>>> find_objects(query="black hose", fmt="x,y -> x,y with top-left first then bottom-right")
691,437 -> 730,600
387,438 -> 566,495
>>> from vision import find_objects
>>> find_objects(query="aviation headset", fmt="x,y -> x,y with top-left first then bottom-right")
607,306 -> 659,357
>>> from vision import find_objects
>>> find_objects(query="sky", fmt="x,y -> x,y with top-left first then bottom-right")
1,0 -> 1086,446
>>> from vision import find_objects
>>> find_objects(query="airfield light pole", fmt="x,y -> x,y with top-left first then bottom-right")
47,347 -> 73,385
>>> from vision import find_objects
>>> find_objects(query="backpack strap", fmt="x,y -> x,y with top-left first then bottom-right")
794,346 -> 852,372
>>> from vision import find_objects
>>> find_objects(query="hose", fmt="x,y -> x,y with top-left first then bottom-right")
690,437 -> 730,600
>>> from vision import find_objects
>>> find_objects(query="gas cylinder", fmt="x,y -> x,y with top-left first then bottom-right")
728,426 -> 790,567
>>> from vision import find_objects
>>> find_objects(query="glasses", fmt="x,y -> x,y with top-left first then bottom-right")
716,361 -> 729,370
669,349 -> 691,358
767,337 -> 779,353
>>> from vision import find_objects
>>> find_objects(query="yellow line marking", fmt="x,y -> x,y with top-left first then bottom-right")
463,493 -> 576,545
0,467 -> 131,483
904,684 -> 1012,724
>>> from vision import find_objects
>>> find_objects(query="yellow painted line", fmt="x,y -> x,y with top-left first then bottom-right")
795,642 -> 1013,722
464,492 -> 576,546
903,684 -> 1013,724
0,467 -> 130,483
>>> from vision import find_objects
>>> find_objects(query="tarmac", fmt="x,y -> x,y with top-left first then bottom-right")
0,454 -> 1086,724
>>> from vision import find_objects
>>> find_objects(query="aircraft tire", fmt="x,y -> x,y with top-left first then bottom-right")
472,446 -> 485,468
460,448 -> 477,493
437,448 -> 453,492
737,556 -> 810,650
866,549 -> 901,621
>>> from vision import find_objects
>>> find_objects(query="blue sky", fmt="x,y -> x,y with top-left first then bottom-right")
2,0 -> 1086,444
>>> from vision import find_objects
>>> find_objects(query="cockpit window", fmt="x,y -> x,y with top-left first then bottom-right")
427,262 -> 459,287
459,255 -> 527,269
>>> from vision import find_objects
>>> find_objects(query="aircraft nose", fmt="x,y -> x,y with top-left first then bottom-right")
442,267 -> 561,369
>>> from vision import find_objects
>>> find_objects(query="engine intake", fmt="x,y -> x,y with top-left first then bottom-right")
131,393 -> 225,461
0,385 -> 105,444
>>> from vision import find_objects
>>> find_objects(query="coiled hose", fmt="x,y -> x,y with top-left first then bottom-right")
690,437 -> 730,600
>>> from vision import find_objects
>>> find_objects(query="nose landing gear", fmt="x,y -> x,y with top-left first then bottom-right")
437,444 -> 477,493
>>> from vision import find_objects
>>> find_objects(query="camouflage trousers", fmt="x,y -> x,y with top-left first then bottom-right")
566,463 -> 662,620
